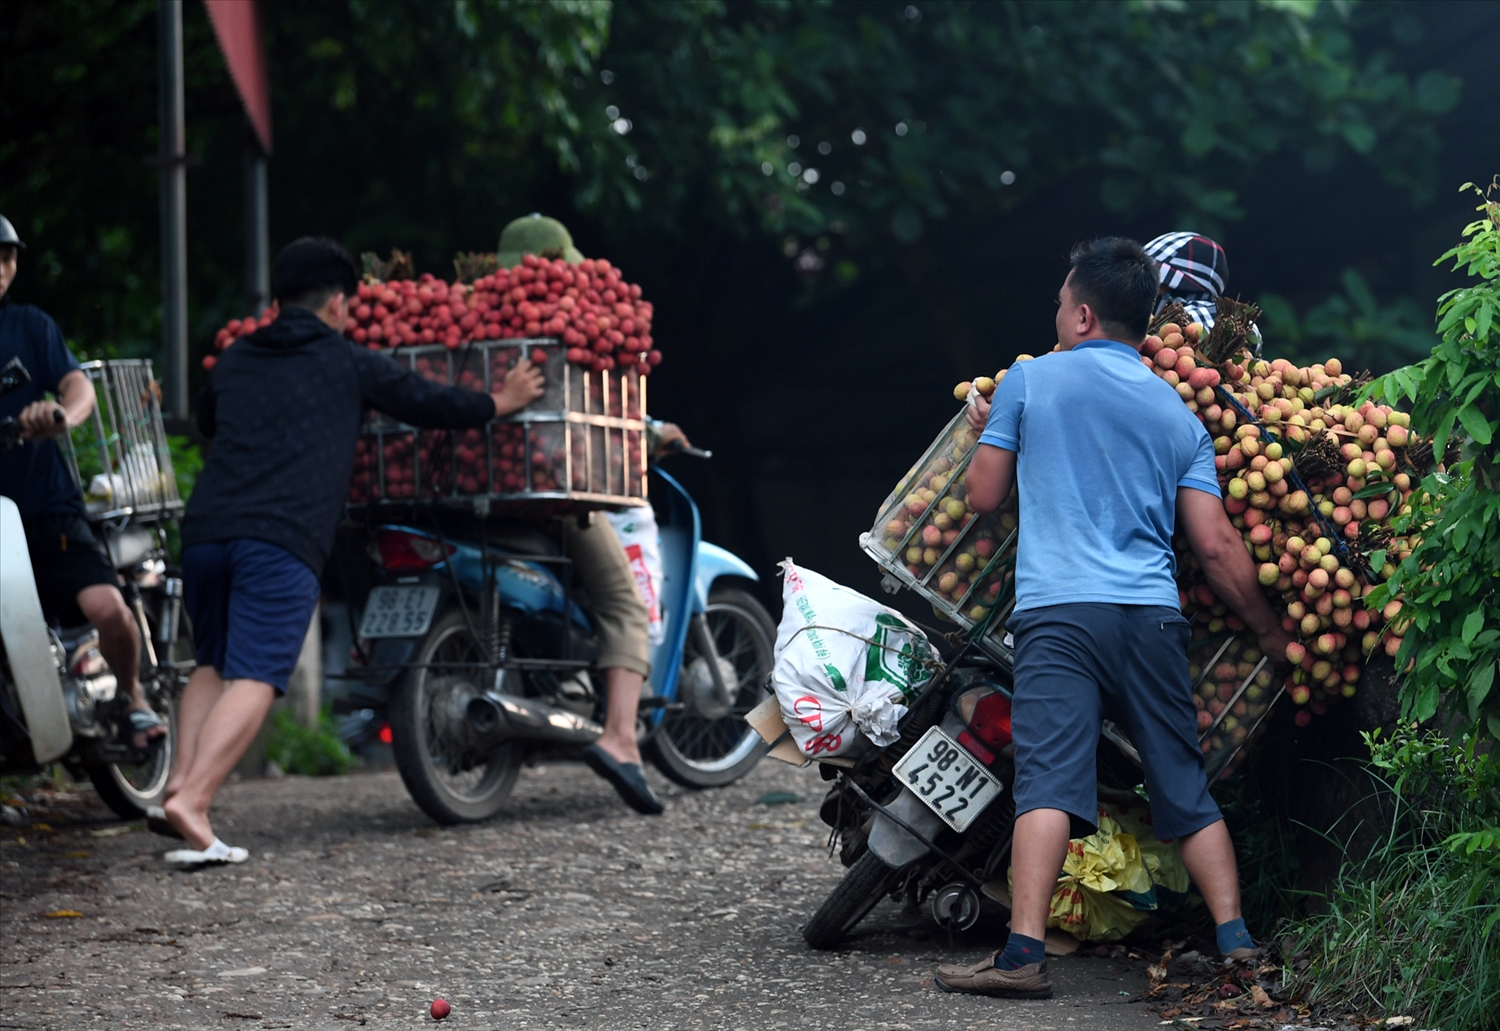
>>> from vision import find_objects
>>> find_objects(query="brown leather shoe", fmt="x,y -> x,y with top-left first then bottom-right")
935,953 -> 1054,998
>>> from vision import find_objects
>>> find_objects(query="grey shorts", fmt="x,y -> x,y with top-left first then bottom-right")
1008,603 -> 1221,841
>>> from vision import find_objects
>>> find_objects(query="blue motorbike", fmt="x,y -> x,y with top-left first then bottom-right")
330,459 -> 776,824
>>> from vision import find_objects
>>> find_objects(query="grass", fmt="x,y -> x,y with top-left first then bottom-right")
1281,731 -> 1500,1030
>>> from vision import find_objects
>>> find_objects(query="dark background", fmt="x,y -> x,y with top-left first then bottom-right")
4,0 -> 1498,613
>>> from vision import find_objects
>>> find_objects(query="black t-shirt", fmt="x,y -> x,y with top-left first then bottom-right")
181,308 -> 497,574
0,296 -> 86,518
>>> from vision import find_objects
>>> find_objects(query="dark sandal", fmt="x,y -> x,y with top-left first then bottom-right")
582,744 -> 664,815
126,708 -> 168,752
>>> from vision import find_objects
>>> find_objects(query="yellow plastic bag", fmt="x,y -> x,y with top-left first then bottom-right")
1021,793 -> 1193,944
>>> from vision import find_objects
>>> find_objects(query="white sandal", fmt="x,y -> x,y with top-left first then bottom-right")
164,838 -> 248,866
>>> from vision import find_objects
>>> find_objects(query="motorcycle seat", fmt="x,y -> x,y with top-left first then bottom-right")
481,524 -> 562,559
99,523 -> 155,571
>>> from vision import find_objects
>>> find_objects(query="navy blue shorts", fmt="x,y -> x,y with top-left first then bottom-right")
183,539 -> 320,694
1008,603 -> 1221,841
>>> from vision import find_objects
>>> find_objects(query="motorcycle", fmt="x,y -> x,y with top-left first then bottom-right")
802,622 -> 1143,949
329,453 -> 778,824
801,638 -> 1022,949
0,356 -> 187,819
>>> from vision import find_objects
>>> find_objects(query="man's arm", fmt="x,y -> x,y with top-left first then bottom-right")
1177,487 -> 1294,661
18,369 -> 93,439
966,443 -> 1016,515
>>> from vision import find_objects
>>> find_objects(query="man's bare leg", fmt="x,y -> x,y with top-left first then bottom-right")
77,584 -> 156,748
164,665 -> 225,801
1176,819 -> 1243,925
592,667 -> 644,767
1008,807 -> 1073,940
162,678 -> 276,850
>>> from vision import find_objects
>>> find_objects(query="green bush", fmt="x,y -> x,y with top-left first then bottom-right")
1282,730 -> 1499,1030
1365,180 -> 1500,743
265,705 -> 356,777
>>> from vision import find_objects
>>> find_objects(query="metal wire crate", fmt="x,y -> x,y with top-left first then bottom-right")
859,406 -> 1019,663
348,339 -> 648,512
63,359 -> 183,521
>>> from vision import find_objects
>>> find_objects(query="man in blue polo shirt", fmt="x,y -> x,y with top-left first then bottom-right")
935,237 -> 1292,999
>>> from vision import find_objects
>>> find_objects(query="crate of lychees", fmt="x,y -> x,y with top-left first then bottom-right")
859,375 -> 1021,662
1183,622 -> 1282,780
346,337 -> 647,511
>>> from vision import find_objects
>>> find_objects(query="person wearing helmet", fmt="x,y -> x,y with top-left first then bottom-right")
0,215 -> 167,752
495,214 -> 665,815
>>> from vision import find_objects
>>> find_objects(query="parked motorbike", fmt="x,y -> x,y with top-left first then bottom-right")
330,455 -> 777,824
0,358 -> 186,819
802,640 -> 1021,948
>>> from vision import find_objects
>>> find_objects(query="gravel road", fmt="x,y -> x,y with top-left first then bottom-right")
1,759 -> 1162,1030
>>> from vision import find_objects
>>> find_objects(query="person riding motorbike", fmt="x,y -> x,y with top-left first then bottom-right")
0,213 -> 166,753
489,213 -> 687,816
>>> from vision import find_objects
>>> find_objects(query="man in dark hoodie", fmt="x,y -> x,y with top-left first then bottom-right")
160,238 -> 543,863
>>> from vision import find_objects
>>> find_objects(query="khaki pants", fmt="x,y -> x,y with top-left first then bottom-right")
561,511 -> 651,677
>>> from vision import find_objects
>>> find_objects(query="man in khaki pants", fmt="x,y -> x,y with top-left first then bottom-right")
565,513 -> 661,814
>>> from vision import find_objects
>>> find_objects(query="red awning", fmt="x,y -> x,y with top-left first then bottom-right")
204,0 -> 272,154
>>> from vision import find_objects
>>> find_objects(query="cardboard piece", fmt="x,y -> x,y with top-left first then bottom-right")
745,695 -> 811,767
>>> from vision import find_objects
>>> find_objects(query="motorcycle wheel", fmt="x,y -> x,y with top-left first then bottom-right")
84,691 -> 177,819
389,608 -> 522,824
646,587 -> 775,788
84,597 -> 190,820
802,849 -> 902,950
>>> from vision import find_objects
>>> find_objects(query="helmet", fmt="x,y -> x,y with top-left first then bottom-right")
0,215 -> 25,249
496,213 -> 582,269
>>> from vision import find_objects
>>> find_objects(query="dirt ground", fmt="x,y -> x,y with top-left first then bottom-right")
1,758 -> 1171,1031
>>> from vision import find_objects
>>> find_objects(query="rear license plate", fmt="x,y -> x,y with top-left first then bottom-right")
358,586 -> 440,639
891,726 -> 1003,833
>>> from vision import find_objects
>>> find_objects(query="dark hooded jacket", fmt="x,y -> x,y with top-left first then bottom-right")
182,307 -> 494,573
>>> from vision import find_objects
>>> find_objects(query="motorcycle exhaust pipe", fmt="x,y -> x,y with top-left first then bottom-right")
156,578 -> 183,647
465,693 -> 603,749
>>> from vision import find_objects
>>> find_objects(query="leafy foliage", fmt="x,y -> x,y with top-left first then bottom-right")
265,705 -> 356,777
0,0 -> 1464,362
585,0 -> 1460,242
1365,180 -> 1500,740
1283,728 -> 1500,1030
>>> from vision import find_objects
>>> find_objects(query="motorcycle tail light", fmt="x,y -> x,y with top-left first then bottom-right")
956,686 -> 1014,760
374,529 -> 454,573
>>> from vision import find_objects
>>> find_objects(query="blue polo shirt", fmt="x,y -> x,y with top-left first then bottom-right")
979,339 -> 1220,612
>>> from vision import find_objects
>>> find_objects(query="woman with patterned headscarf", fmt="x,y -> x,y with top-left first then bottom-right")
1143,232 -> 1231,328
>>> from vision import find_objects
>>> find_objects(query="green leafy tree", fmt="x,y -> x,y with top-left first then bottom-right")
582,0 -> 1460,244
1366,180 -> 1500,741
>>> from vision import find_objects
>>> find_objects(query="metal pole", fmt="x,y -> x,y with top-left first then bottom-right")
244,135 -> 270,313
158,0 -> 188,415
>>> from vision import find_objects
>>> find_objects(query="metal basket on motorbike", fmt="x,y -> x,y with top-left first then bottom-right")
62,359 -> 183,522
347,338 -> 647,511
1091,621 -> 1284,785
858,406 -> 1018,662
